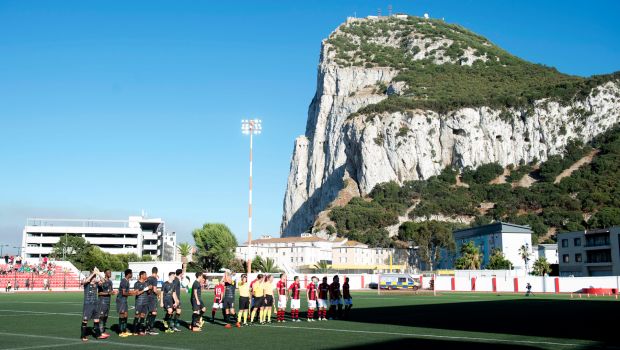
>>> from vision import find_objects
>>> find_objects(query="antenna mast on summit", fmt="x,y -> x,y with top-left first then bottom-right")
377,8 -> 382,17
388,4 -> 393,16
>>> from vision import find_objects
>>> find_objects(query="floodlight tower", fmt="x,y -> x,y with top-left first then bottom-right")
241,119 -> 262,274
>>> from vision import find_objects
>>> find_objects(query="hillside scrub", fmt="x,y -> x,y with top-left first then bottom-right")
327,126 -> 620,244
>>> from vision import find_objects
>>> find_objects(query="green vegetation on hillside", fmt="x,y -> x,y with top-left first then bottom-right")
328,16 -> 620,114
327,126 -> 620,245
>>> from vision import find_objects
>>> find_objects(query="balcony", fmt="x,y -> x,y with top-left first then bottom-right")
585,261 -> 613,266
584,244 -> 611,250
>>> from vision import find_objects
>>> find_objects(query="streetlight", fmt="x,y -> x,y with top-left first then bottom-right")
241,119 -> 262,274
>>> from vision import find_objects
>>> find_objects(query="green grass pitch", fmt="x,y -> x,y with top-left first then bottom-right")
0,291 -> 616,349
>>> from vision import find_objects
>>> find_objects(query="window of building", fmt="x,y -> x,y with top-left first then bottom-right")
575,254 -> 582,263
561,239 -> 568,248
574,238 -> 581,247
562,254 -> 569,263
300,257 -> 303,262
290,257 -> 293,262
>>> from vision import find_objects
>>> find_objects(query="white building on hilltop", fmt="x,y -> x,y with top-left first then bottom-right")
21,216 -> 177,261
235,234 -> 409,274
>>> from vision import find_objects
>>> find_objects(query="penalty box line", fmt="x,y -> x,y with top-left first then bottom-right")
265,324 -> 583,348
0,332 -> 189,350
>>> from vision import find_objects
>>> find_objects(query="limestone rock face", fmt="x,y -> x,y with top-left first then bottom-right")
280,18 -> 620,237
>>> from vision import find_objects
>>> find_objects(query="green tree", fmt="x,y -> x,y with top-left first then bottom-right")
226,258 -> 246,273
531,257 -> 552,276
588,207 -> 620,228
192,223 -> 238,272
485,249 -> 513,270
50,235 -> 91,270
400,220 -> 455,270
455,241 -> 482,269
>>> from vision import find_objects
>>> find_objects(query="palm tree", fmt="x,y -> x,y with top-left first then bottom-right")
454,241 -> 481,269
178,242 -> 192,265
314,260 -> 330,273
251,256 -> 280,273
259,257 -> 280,273
519,243 -> 531,272
531,257 -> 551,276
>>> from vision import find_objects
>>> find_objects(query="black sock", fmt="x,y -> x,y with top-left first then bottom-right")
93,321 -> 101,338
81,322 -> 87,338
173,313 -> 179,328
191,313 -> 198,327
132,317 -> 139,333
138,317 -> 145,333
101,316 -> 107,333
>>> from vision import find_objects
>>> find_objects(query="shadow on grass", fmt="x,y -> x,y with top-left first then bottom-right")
337,298 -> 618,346
328,337 -> 541,350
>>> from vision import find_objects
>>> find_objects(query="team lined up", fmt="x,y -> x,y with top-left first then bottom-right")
81,267 -> 353,341
188,272 -> 353,331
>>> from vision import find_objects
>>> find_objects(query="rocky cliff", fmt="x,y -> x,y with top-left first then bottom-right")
281,15 -> 620,236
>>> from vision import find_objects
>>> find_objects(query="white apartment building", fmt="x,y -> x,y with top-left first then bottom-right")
22,216 -> 177,261
235,235 -> 408,273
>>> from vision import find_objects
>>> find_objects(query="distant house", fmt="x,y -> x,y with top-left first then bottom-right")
536,243 -> 559,264
558,227 -> 620,277
452,222 -> 533,270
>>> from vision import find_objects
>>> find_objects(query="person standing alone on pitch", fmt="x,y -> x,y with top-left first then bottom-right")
81,269 -> 108,341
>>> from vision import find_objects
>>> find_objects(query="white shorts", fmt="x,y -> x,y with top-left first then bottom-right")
307,300 -> 316,309
212,302 -> 222,309
278,295 -> 287,309
330,299 -> 343,306
290,299 -> 300,309
318,299 -> 328,308
344,298 -> 352,305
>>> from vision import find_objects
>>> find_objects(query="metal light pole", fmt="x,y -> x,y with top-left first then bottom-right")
241,119 -> 262,274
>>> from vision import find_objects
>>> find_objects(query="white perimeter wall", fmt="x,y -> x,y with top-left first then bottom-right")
427,275 -> 620,293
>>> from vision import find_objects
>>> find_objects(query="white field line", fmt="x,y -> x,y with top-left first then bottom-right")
0,309 -> 81,316
0,332 -> 190,350
11,342 -> 84,350
0,301 -> 82,305
265,324 -> 584,348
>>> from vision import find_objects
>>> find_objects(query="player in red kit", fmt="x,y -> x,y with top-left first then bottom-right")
317,276 -> 329,321
211,280 -> 225,322
276,273 -> 287,322
306,276 -> 318,322
288,276 -> 301,322
343,277 -> 352,319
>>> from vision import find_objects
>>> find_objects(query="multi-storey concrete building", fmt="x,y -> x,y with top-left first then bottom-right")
235,234 -> 408,273
21,216 -> 177,261
452,222 -> 533,270
558,227 -> 620,277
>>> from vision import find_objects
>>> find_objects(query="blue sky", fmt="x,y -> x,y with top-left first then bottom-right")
1,1 -> 619,254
